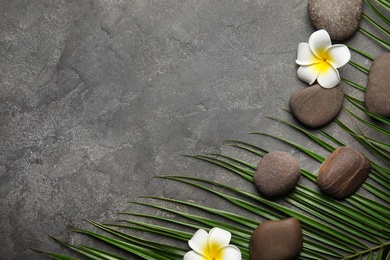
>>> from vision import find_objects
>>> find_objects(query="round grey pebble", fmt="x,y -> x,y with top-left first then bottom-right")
289,83 -> 344,128
254,151 -> 300,197
308,0 -> 362,41
365,53 -> 390,118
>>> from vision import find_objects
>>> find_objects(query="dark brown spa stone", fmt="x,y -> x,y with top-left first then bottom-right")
365,53 -> 390,118
317,146 -> 371,199
289,84 -> 344,128
250,218 -> 303,260
254,151 -> 300,197
308,0 -> 363,41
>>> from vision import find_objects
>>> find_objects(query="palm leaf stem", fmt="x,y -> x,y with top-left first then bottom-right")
343,241 -> 390,260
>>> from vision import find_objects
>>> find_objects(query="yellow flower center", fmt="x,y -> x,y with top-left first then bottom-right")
309,51 -> 333,75
202,241 -> 223,260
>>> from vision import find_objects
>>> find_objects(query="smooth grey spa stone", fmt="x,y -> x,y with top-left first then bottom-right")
308,0 -> 363,40
254,151 -> 301,197
365,53 -> 390,118
289,84 -> 344,128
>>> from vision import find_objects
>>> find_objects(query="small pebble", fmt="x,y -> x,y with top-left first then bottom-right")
254,151 -> 300,197
289,84 -> 344,128
250,218 -> 303,260
317,146 -> 370,199
365,53 -> 390,118
308,0 -> 363,41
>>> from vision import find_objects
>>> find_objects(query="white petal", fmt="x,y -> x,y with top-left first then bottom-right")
296,42 -> 322,66
208,228 -> 231,250
219,245 -> 242,260
183,250 -> 208,260
317,63 -> 340,89
297,63 -> 323,85
188,229 -> 209,255
309,29 -> 332,59
325,44 -> 351,68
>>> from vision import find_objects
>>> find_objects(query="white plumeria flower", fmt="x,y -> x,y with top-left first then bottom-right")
296,29 -> 351,89
183,228 -> 241,260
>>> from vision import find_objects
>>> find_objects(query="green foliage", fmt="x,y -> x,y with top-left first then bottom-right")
35,0 -> 390,259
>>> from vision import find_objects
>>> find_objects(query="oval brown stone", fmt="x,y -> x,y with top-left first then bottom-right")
317,146 -> 370,199
308,0 -> 363,41
250,218 -> 303,260
289,84 -> 344,128
365,53 -> 390,118
254,151 -> 300,197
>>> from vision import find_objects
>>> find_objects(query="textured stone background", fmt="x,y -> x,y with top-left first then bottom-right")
0,0 -> 385,259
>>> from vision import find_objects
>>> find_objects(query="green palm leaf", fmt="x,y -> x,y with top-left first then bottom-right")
36,0 -> 390,259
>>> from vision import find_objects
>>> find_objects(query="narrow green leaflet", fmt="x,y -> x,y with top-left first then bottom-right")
31,249 -> 80,260
363,13 -> 390,39
366,0 -> 390,26
359,27 -> 390,50
376,0 -> 390,12
347,45 -> 375,60
342,77 -> 366,92
348,60 -> 370,74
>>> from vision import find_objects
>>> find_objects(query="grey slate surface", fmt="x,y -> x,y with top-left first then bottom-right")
0,0 -> 385,259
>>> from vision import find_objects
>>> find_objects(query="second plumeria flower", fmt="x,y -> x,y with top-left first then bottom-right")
296,29 -> 351,89
183,227 -> 241,260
